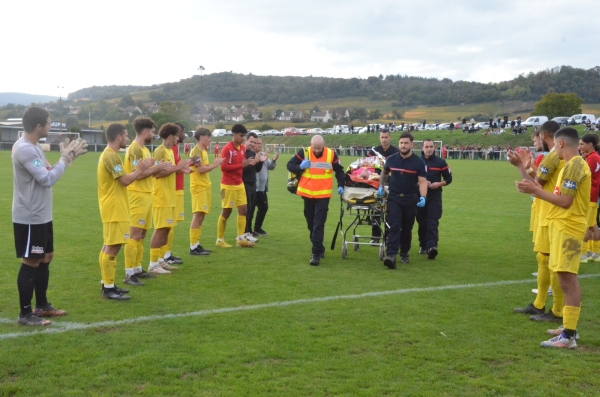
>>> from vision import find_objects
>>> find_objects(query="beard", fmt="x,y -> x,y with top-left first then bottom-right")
542,141 -> 549,152
400,147 -> 411,155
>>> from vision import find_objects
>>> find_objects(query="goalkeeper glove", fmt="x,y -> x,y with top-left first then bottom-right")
59,138 -> 88,167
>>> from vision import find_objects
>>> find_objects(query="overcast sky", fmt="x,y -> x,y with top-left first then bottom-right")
3,0 -> 598,97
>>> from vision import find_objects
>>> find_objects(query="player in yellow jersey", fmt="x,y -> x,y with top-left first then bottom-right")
517,127 -> 591,348
509,121 -> 564,321
123,117 -> 171,286
97,123 -> 152,300
148,123 -> 192,274
189,127 -> 223,255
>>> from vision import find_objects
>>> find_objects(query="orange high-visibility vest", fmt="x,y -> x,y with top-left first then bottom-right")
297,147 -> 334,198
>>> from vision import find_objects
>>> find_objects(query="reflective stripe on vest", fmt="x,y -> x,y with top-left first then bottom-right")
297,147 -> 334,198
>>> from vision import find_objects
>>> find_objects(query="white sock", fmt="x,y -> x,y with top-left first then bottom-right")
164,251 -> 171,258
125,268 -> 135,277
149,261 -> 158,269
190,243 -> 199,250
133,266 -> 143,274
104,283 -> 115,289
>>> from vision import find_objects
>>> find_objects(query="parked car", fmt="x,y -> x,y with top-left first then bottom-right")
296,128 -> 308,135
324,128 -> 334,135
283,127 -> 299,136
212,128 -> 226,137
551,117 -> 569,126
357,126 -> 368,134
475,122 -> 490,130
308,128 -> 325,134
521,116 -> 548,128
568,114 -> 596,125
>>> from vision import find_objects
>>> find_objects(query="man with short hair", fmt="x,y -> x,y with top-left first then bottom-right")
416,139 -> 452,259
287,135 -> 345,266
161,123 -> 190,265
148,123 -> 192,274
509,121 -> 565,322
252,138 -> 279,236
368,130 -> 399,243
98,123 -> 153,300
516,127 -> 590,348
378,132 -> 428,269
12,106 -> 87,325
189,127 -> 223,255
217,124 -> 257,248
242,132 -> 266,241
123,117 -> 170,286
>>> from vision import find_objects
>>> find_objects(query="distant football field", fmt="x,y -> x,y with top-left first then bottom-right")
0,151 -> 599,396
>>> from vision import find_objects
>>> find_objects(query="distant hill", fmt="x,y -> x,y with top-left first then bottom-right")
0,92 -> 59,106
67,65 -> 600,107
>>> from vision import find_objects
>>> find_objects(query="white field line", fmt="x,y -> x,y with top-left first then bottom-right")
1,274 -> 599,341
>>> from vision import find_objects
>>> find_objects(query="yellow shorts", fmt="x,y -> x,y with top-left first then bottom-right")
176,191 -> 184,221
533,224 -> 549,254
220,183 -> 246,209
586,204 -> 597,227
192,188 -> 211,214
152,207 -> 175,229
103,222 -> 130,246
530,205 -> 538,243
129,191 -> 152,230
548,223 -> 581,274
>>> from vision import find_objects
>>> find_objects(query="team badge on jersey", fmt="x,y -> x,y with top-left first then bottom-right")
114,164 -> 123,173
563,180 -> 576,190
539,165 -> 549,175
33,159 -> 42,168
133,159 -> 139,166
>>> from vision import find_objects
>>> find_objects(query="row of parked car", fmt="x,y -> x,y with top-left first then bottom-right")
207,114 -> 597,137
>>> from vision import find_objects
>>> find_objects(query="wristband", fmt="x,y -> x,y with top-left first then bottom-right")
526,167 -> 534,174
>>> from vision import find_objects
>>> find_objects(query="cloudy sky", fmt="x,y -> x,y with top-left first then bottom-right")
3,0 -> 598,97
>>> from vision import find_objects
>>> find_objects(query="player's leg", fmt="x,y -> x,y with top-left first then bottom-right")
32,222 -> 66,317
235,185 -> 252,247
190,188 -> 211,254
217,185 -> 234,247
254,190 -> 269,235
165,192 -> 185,264
101,221 -> 130,300
149,207 -> 175,273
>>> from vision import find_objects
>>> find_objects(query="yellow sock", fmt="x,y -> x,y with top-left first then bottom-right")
190,227 -> 201,245
124,239 -> 138,270
237,215 -> 246,237
99,251 -> 106,282
100,252 -> 117,286
150,247 -> 160,263
587,240 -> 593,253
217,216 -> 227,239
136,239 -> 144,268
167,227 -> 175,252
593,240 -> 600,254
550,271 -> 565,318
563,305 -> 581,331
533,253 -> 550,310
160,245 -> 168,259
581,243 -> 588,256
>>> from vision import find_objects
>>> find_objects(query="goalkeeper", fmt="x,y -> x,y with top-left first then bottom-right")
12,106 -> 88,326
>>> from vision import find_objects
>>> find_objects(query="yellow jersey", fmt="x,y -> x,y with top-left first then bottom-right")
97,147 -> 129,223
152,144 -> 175,208
536,150 -> 564,226
124,141 -> 152,193
547,155 -> 591,238
189,145 -> 211,193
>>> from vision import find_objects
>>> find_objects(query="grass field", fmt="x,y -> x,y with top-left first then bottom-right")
0,150 -> 599,396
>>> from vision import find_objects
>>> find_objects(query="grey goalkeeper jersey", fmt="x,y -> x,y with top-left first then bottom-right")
12,136 -> 66,224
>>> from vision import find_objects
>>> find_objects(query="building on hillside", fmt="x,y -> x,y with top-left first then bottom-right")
329,108 -> 350,120
225,108 -> 245,122
311,111 -> 331,123
275,110 -> 304,121
123,106 -> 142,116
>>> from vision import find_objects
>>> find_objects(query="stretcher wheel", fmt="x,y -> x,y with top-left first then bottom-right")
379,244 -> 385,261
342,242 -> 348,258
353,236 -> 359,251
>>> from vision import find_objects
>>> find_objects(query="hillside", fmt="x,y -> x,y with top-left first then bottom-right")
0,92 -> 58,106
68,66 -> 600,107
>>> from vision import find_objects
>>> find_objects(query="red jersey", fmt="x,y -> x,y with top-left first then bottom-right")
585,151 -> 600,202
220,141 -> 246,186
172,144 -> 184,191
214,143 -> 220,156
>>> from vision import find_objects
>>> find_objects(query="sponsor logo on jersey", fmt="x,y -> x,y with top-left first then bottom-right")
554,186 -> 561,195
539,165 -> 549,175
133,159 -> 139,166
563,180 -> 576,190
114,164 -> 123,173
31,246 -> 44,254
33,159 -> 42,168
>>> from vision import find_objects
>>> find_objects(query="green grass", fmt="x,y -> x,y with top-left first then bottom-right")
0,151 -> 599,396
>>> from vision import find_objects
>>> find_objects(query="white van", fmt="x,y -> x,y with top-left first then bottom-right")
212,129 -> 226,137
568,114 -> 596,125
522,116 -> 548,127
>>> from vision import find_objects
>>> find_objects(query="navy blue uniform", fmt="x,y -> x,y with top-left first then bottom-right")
367,144 -> 399,238
384,152 -> 426,257
416,154 -> 452,250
